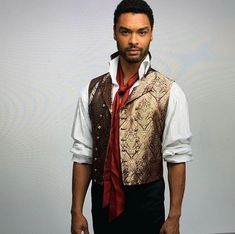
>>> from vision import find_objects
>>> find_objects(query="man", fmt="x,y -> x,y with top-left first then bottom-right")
70,0 -> 192,233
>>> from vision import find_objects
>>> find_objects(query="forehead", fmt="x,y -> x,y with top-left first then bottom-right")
116,13 -> 151,29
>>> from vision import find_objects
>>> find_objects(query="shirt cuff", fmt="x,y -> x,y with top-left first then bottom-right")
164,153 -> 193,163
70,141 -> 93,164
71,154 -> 93,164
163,146 -> 193,163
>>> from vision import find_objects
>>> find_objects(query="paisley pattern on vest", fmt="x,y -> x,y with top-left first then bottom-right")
88,73 -> 112,184
88,70 -> 173,185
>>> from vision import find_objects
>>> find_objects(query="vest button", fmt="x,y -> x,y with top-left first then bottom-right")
99,114 -> 103,118
94,157 -> 97,161
94,168 -> 97,172
102,103 -> 105,107
95,147 -> 98,151
97,125 -> 101,129
96,136 -> 100,140
94,179 -> 97,182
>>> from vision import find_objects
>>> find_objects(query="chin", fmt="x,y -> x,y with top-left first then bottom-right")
125,55 -> 144,64
127,59 -> 144,64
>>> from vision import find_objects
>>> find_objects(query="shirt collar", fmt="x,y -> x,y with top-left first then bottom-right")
108,52 -> 151,86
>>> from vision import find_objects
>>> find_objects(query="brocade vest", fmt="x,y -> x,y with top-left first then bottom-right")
88,69 -> 173,185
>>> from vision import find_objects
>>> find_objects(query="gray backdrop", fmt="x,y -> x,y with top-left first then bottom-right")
0,0 -> 235,233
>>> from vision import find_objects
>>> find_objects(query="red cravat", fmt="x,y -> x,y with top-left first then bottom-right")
102,62 -> 139,222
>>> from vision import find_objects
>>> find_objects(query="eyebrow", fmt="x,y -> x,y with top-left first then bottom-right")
119,26 -> 150,32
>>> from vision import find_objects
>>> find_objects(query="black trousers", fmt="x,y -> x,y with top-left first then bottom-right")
91,178 -> 165,234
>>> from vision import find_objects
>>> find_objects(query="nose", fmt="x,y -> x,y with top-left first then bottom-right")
129,33 -> 138,46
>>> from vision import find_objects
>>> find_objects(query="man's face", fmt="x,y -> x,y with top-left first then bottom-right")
114,13 -> 153,64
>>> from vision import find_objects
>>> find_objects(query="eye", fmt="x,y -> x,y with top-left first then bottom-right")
120,29 -> 129,36
138,30 -> 148,36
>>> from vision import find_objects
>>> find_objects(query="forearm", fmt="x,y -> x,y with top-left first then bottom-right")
71,162 -> 92,215
167,162 -> 186,219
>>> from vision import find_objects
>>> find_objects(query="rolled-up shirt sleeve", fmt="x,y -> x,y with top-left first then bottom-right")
70,84 -> 93,164
162,82 -> 192,163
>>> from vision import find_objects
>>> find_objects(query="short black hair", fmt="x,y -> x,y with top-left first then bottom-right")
114,0 -> 154,29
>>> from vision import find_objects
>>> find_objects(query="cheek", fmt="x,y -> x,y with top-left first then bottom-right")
117,38 -> 128,47
142,38 -> 151,46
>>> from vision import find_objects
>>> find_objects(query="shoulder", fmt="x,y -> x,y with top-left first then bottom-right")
148,69 -> 174,84
77,73 -> 110,101
169,82 -> 189,107
89,72 -> 110,92
90,72 -> 110,86
171,82 -> 186,97
156,70 -> 174,83
148,69 -> 175,92
149,69 -> 187,101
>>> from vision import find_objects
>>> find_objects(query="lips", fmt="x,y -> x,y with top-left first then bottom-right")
127,49 -> 141,55
127,48 -> 141,52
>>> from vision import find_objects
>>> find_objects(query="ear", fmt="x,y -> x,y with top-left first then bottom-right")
113,25 -> 117,41
150,30 -> 153,41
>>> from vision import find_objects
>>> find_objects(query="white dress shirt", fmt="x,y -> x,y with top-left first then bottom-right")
70,54 -> 192,164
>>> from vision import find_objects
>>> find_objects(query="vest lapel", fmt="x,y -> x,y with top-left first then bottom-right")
100,69 -> 158,110
125,69 -> 156,106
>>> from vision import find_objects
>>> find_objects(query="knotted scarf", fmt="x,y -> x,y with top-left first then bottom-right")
102,62 -> 139,222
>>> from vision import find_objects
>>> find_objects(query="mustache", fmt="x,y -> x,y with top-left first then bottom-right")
125,46 -> 143,51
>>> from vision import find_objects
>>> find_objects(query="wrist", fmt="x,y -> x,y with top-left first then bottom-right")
71,208 -> 83,216
168,210 -> 181,220
168,204 -> 182,218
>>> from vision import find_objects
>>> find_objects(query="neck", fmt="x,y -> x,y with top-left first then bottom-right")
119,57 -> 142,85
